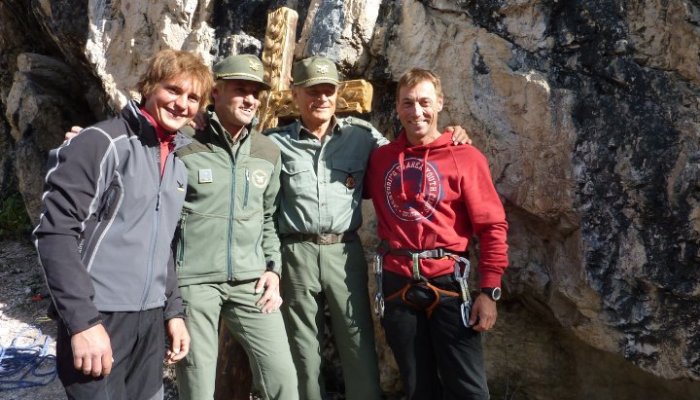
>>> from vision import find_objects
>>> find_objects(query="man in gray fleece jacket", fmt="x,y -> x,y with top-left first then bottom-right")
33,49 -> 213,400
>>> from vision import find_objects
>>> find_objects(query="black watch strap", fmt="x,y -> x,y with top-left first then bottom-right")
481,287 -> 502,301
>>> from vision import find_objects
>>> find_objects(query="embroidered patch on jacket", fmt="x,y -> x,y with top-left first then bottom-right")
251,169 -> 269,188
384,158 -> 443,221
198,169 -> 213,183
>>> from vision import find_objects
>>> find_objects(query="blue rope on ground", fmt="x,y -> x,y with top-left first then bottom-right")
0,325 -> 57,391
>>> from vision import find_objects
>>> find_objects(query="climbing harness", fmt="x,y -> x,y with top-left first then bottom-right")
373,242 -> 473,327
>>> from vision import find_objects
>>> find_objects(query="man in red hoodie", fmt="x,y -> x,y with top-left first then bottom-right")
365,68 -> 509,400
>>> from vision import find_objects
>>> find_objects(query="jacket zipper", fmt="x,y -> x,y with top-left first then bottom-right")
227,150 -> 236,281
140,145 -> 162,309
244,168 -> 250,208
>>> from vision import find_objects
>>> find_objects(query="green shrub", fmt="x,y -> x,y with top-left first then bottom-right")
0,190 -> 32,239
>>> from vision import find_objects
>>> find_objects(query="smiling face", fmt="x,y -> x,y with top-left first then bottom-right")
293,83 -> 337,127
212,79 -> 263,135
142,73 -> 203,133
396,80 -> 444,146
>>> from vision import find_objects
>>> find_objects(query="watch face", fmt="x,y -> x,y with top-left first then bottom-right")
483,287 -> 501,301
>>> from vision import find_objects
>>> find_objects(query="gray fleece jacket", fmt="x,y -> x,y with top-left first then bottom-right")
34,101 -> 189,335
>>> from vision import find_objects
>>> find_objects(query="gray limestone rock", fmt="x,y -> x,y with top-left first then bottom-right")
1,0 -> 700,399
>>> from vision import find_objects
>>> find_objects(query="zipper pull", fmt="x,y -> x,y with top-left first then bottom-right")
156,192 -> 161,211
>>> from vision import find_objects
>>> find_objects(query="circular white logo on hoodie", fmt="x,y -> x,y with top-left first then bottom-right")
384,157 -> 442,221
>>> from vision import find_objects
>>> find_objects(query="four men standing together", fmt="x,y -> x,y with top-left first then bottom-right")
36,48 -> 508,400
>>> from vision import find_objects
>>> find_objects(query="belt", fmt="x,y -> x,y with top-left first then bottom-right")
283,231 -> 358,245
385,248 -> 450,259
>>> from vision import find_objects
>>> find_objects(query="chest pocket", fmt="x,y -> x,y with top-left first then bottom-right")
281,160 -> 315,189
238,162 -> 273,218
331,158 -> 365,192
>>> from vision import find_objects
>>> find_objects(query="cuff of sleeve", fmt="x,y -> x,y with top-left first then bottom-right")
479,271 -> 504,289
164,310 -> 186,321
266,259 -> 282,277
67,314 -> 103,336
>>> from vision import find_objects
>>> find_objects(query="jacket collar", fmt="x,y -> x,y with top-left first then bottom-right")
121,100 -> 192,150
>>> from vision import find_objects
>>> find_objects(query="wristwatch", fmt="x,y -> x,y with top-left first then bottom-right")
481,287 -> 502,301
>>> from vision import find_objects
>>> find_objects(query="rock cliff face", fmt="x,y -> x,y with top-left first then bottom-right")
2,0 -> 699,398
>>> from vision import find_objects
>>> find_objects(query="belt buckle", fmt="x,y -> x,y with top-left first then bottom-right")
318,234 -> 334,245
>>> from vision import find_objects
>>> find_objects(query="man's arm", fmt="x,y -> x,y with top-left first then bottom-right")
34,128 -> 116,375
255,151 -> 284,313
460,149 -> 508,332
163,251 -> 189,362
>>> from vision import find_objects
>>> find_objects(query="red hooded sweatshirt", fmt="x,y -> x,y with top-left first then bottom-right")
365,130 -> 509,288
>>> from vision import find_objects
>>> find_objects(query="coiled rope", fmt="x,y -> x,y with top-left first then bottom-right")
0,324 -> 57,391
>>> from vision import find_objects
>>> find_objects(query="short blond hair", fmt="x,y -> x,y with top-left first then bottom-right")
137,49 -> 214,109
396,68 -> 443,100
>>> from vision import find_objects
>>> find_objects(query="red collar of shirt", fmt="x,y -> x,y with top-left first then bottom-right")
140,107 -> 176,176
139,107 -> 176,145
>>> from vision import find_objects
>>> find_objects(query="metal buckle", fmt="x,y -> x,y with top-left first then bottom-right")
317,233 -> 337,245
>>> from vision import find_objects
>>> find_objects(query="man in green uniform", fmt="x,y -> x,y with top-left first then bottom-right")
265,56 -> 386,400
173,55 -> 297,400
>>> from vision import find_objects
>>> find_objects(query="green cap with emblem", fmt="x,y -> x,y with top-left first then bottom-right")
292,56 -> 339,87
213,54 -> 271,89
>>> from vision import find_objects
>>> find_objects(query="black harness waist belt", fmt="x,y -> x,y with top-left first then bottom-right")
373,242 -> 473,327
283,231 -> 358,245
384,248 -> 450,259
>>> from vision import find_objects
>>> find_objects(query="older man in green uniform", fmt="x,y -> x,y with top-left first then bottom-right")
265,56 -> 386,400
173,55 -> 298,400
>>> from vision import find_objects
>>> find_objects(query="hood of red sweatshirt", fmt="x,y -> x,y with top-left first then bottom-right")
393,129 -> 453,203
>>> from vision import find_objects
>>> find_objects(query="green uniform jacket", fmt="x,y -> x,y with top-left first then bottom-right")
265,116 -> 388,236
174,111 -> 282,286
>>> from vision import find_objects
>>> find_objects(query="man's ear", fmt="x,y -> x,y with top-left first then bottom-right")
436,96 -> 444,112
211,85 -> 220,102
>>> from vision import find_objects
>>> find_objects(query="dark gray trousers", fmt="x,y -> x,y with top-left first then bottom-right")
381,272 -> 489,400
57,308 -> 165,400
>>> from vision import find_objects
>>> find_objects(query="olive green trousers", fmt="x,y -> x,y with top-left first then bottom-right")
280,238 -> 382,400
176,281 -> 298,400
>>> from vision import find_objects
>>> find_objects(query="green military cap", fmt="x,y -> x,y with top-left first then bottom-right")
292,56 -> 339,87
213,54 -> 271,89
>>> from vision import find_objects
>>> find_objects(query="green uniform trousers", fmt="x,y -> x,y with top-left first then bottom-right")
176,281 -> 298,400
280,238 -> 382,400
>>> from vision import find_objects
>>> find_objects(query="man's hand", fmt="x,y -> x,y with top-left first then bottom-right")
165,317 -> 190,364
65,126 -> 83,142
445,125 -> 473,145
71,323 -> 113,377
255,271 -> 283,314
468,294 -> 498,332
188,111 -> 208,130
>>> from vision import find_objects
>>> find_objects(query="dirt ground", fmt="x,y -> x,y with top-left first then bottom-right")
0,240 -> 178,400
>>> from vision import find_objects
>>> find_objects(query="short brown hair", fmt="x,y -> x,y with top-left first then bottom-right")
137,49 -> 214,109
396,68 -> 443,100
